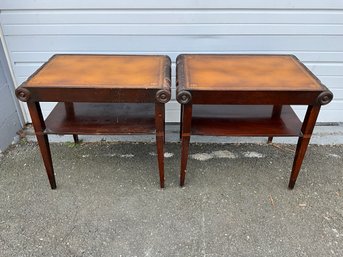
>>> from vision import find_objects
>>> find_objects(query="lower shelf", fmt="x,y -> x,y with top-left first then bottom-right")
191,105 -> 302,137
45,103 -> 156,135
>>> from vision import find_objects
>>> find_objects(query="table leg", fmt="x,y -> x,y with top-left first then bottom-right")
64,102 -> 79,144
155,103 -> 165,188
288,105 -> 320,189
179,104 -> 184,140
27,102 -> 56,189
267,137 -> 273,144
268,105 -> 283,143
180,104 -> 192,186
72,134 -> 79,144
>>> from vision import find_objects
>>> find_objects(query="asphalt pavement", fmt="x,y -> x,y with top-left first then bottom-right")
0,141 -> 342,256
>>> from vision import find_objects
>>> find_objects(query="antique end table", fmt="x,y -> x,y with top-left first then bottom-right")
16,54 -> 171,189
176,54 -> 333,189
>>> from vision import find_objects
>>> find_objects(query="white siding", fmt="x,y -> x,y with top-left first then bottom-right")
0,0 -> 342,122
0,40 -> 21,151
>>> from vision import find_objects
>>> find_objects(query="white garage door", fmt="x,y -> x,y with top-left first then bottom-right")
1,0 -> 342,123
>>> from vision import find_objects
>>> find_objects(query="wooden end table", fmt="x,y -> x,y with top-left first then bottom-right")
16,54 -> 171,189
176,54 -> 333,189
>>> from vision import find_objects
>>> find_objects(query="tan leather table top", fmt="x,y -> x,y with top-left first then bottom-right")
25,54 -> 168,89
179,55 -> 323,91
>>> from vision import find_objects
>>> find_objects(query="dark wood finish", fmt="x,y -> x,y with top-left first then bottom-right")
189,90 -> 325,105
63,102 -> 79,143
27,102 -> 56,189
176,54 -> 332,106
24,87 -> 160,103
177,54 -> 333,188
16,54 -> 172,103
192,105 -> 301,137
288,105 -> 321,189
155,103 -> 165,188
16,54 -> 171,189
180,104 -> 192,187
267,105 -> 283,143
179,104 -> 184,140
72,134 -> 79,144
45,103 -> 156,135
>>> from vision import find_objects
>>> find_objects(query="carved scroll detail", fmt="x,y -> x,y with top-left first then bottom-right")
317,91 -> 333,105
177,90 -> 192,104
176,55 -> 191,104
15,87 -> 31,102
155,57 -> 171,104
156,87 -> 171,104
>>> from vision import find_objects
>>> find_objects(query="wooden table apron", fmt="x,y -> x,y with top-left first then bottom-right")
15,54 -> 171,189
176,54 -> 333,189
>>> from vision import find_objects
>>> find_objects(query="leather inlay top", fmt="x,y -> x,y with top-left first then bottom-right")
26,55 -> 166,88
182,55 -> 323,91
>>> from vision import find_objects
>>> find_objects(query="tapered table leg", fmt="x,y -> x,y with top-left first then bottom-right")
27,102 -> 56,189
267,137 -> 273,144
155,103 -> 165,188
180,104 -> 192,186
72,134 -> 79,144
64,102 -> 79,144
288,105 -> 320,189
179,104 -> 184,140
267,105 -> 283,144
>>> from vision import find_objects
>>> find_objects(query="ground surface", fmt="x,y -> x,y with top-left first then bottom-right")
0,142 -> 342,257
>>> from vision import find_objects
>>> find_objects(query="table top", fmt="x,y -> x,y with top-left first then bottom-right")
178,54 -> 325,91
25,54 -> 170,89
